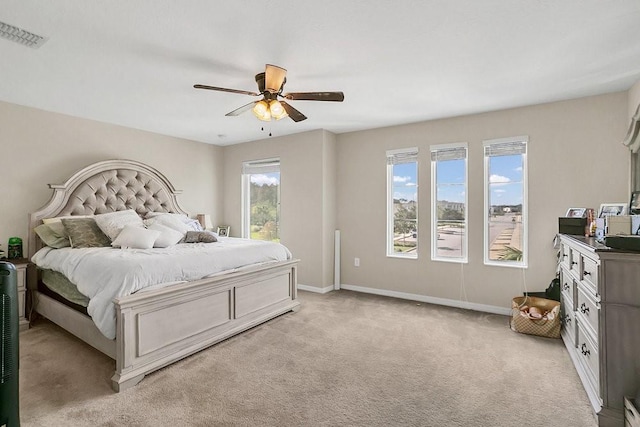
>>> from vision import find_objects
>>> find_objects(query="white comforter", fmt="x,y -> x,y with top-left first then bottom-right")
32,237 -> 292,339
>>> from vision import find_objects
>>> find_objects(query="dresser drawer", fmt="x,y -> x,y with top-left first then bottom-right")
580,255 -> 598,296
576,284 -> 599,339
626,397 -> 640,427
561,296 -> 576,348
560,242 -> 571,269
569,248 -> 581,277
560,267 -> 575,306
576,319 -> 600,394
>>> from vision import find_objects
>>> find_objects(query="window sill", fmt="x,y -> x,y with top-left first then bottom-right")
386,254 -> 418,260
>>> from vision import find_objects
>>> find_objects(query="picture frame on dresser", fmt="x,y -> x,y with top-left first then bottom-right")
630,191 -> 640,215
566,208 -> 587,218
597,203 -> 627,218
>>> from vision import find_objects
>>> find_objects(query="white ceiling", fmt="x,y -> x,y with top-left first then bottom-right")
1,1 -> 640,146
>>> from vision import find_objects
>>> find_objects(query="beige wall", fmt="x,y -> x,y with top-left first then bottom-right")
629,79 -> 640,121
335,92 -> 629,309
222,129 -> 337,289
0,90 -> 632,310
0,101 -> 223,256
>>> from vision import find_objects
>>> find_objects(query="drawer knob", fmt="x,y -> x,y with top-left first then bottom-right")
562,314 -> 571,325
563,282 -> 569,291
571,261 -> 578,266
562,254 -> 568,258
583,271 -> 591,276
581,343 -> 590,356
580,303 -> 590,315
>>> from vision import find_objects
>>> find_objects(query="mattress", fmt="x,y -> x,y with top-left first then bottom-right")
32,237 -> 293,339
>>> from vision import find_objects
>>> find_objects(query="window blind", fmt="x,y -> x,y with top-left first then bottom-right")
430,144 -> 467,162
242,158 -> 280,174
483,138 -> 527,157
386,148 -> 418,165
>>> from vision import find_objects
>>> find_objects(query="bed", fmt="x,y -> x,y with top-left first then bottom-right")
27,159 -> 300,392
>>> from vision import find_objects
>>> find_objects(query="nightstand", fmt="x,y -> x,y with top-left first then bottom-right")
7,258 -> 29,331
626,397 -> 640,427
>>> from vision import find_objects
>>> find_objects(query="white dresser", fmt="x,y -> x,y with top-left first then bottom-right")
559,234 -> 640,426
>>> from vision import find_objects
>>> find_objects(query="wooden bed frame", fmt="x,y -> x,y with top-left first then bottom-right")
28,159 -> 300,392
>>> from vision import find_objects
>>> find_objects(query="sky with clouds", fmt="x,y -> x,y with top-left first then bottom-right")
250,173 -> 280,186
393,154 -> 524,205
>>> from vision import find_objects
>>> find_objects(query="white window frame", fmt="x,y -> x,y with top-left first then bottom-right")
241,158 -> 281,239
430,142 -> 468,263
386,147 -> 419,259
483,136 -> 528,268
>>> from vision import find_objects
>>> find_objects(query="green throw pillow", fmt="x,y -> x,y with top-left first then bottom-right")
34,222 -> 71,249
61,218 -> 111,248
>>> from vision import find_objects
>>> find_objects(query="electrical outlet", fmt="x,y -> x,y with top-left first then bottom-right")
354,257 -> 360,267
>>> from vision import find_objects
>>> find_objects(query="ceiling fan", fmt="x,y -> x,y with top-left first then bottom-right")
194,64 -> 344,122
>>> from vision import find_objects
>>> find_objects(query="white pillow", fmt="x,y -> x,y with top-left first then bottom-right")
112,225 -> 160,249
144,214 -> 190,235
145,212 -> 203,231
148,223 -> 184,248
94,210 -> 145,241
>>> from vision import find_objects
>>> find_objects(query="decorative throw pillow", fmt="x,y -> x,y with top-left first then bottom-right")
184,230 -> 218,243
61,218 -> 112,248
144,214 -> 190,235
94,210 -> 144,241
42,214 -> 91,225
34,222 -> 71,248
147,223 -> 184,248
111,225 -> 161,249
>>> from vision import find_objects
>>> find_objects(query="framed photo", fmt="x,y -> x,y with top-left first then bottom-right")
598,203 -> 628,218
630,191 -> 640,215
216,225 -> 230,237
565,208 -> 586,218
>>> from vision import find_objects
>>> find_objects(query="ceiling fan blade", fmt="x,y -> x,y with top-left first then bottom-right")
225,101 -> 258,117
281,101 -> 307,122
194,84 -> 259,97
283,91 -> 344,102
265,64 -> 287,93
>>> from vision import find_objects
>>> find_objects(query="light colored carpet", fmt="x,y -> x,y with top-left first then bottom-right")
19,290 -> 596,426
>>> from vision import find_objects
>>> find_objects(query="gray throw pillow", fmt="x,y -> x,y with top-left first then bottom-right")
184,230 -> 218,243
62,218 -> 112,248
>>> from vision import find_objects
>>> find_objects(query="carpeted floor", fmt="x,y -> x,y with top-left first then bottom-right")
19,290 -> 596,426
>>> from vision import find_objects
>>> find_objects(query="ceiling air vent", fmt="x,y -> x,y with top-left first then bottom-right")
0,20 -> 48,48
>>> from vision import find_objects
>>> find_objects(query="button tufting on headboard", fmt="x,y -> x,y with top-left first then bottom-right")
29,159 -> 187,258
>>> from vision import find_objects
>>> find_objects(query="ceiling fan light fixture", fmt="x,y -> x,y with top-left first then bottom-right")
252,100 -> 271,121
269,100 -> 288,120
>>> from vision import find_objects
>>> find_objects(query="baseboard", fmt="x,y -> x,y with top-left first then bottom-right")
297,284 -> 334,294
340,284 -> 512,316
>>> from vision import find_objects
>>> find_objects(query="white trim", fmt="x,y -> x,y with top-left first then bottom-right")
386,148 -> 418,258
483,136 -> 528,268
334,230 -> 341,290
430,142 -> 468,263
297,284 -> 334,294
241,158 -> 281,239
340,284 -> 511,316
386,147 -> 419,157
482,135 -> 529,147
241,173 -> 249,238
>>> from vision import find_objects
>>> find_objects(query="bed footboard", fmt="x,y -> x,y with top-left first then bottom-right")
112,260 -> 299,392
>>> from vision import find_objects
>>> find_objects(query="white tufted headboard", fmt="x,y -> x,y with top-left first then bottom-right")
28,159 -> 188,258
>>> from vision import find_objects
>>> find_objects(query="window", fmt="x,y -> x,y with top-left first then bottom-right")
242,158 -> 280,241
386,148 -> 418,258
431,143 -> 467,262
483,137 -> 527,267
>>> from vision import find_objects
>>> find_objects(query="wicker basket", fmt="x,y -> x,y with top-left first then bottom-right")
511,296 -> 561,338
